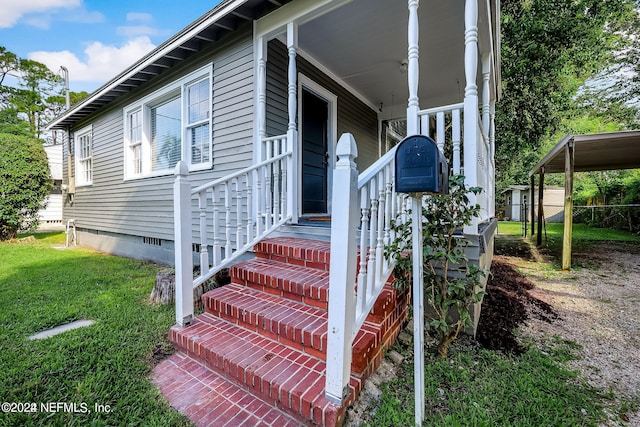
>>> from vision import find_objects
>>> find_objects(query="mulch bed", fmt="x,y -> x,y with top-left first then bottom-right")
476,258 -> 558,355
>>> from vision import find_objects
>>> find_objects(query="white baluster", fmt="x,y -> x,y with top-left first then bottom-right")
274,156 -> 281,223
367,179 -> 378,301
384,164 -> 393,269
245,173 -> 253,242
234,178 -> 243,251
198,191 -> 209,275
436,111 -> 445,154
452,108 -> 461,174
264,164 -> 272,230
357,187 -> 370,317
212,187 -> 221,265
482,54 -> 491,137
224,182 -> 232,259
420,113 -> 430,137
376,172 -> 386,286
255,169 -> 263,236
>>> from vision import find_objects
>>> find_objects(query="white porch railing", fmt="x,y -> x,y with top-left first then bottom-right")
173,134 -> 292,326
416,102 -> 493,229
324,133 -> 408,403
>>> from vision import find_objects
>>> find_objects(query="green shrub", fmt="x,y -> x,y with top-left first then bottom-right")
0,133 -> 52,240
386,175 -> 486,358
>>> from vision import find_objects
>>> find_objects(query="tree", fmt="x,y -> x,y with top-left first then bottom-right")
496,0 -> 636,191
0,133 -> 53,240
0,46 -> 63,138
0,108 -> 31,137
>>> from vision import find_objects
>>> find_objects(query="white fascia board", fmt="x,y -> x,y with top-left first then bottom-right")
47,0 -> 249,130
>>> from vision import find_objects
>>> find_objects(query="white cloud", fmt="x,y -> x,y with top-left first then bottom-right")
116,25 -> 167,38
29,36 -> 156,85
0,0 -> 80,28
126,12 -> 153,23
118,12 -> 166,38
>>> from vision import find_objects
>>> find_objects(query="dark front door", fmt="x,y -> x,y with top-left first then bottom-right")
301,89 -> 329,214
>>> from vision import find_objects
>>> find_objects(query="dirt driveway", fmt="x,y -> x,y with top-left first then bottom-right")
497,240 -> 640,425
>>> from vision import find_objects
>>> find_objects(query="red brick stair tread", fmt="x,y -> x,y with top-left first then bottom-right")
153,352 -> 303,427
203,283 -> 329,352
254,237 -> 331,270
170,313 -> 345,424
230,258 -> 329,304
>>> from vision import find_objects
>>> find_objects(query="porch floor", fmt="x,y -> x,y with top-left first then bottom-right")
153,237 -> 409,427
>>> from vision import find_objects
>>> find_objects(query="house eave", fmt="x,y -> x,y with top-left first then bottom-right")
48,0 -> 288,130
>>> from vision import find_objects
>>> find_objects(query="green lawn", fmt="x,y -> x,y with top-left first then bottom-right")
498,220 -> 640,243
0,234 -> 190,426
369,338 -> 616,427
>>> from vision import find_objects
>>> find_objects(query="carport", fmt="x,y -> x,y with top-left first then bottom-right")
529,130 -> 640,270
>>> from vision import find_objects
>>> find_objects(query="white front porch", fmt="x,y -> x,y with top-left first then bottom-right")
171,0 -> 499,419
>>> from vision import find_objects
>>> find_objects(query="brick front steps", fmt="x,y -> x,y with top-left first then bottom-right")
153,237 -> 409,427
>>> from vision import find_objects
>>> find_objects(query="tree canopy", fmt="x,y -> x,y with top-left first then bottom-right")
496,0 -> 639,190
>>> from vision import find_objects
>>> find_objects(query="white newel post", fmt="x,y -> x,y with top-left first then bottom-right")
407,0 -> 420,135
174,161 -> 193,327
286,22 -> 299,223
325,133 -> 359,404
463,0 -> 479,234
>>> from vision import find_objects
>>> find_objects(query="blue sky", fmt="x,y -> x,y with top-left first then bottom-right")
0,0 -> 222,93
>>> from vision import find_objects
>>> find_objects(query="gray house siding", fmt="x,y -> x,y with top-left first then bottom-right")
266,40 -> 379,170
63,27 -> 255,263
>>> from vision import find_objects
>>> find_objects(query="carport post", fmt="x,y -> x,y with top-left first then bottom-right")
530,175 -> 535,236
562,141 -> 575,270
536,168 -> 544,246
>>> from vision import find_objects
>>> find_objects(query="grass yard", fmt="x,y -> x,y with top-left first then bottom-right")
497,221 -> 640,268
0,233 -> 190,426
369,338 -> 611,426
365,222 -> 640,426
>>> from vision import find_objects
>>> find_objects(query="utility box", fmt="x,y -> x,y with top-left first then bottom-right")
395,135 -> 449,194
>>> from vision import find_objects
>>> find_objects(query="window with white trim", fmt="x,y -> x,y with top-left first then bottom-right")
75,125 -> 93,186
124,65 -> 212,179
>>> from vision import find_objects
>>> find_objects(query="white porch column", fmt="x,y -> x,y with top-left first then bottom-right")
286,22 -> 299,223
489,101 -> 496,217
463,0 -> 479,234
407,0 -> 420,135
256,36 -> 267,161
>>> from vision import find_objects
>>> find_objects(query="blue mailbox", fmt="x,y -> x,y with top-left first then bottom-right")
395,135 -> 449,194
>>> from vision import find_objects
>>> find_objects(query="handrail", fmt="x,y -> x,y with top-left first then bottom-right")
173,134 -> 292,326
418,101 -> 464,116
191,151 -> 291,195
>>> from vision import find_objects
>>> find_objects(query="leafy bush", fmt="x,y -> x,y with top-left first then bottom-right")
0,133 -> 52,240
386,175 -> 486,358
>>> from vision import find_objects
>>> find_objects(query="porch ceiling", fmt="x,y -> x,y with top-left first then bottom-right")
298,0 -> 496,118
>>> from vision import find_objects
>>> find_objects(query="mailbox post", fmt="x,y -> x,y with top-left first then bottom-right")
395,135 -> 449,427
